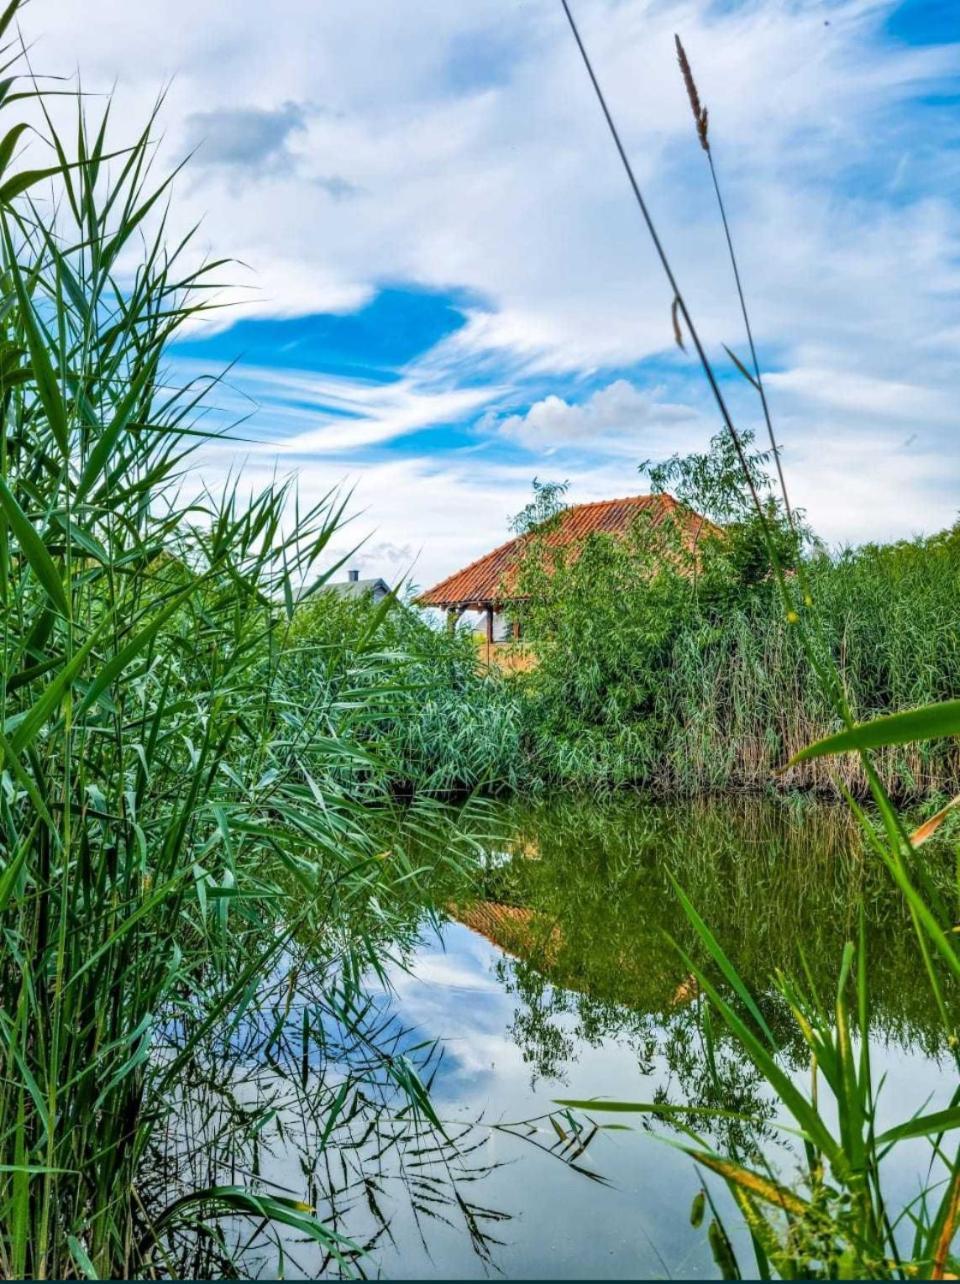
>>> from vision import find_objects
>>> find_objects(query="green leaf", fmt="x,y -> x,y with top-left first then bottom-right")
876,1106 -> 960,1146
790,700 -> 960,764
9,628 -> 100,753
690,1189 -> 706,1228
0,121 -> 28,177
0,0 -> 23,43
76,355 -> 157,501
73,589 -> 192,721
67,1236 -> 100,1280
7,248 -> 70,455
723,344 -> 760,391
0,475 -> 67,616
669,873 -> 778,1048
0,723 -> 55,833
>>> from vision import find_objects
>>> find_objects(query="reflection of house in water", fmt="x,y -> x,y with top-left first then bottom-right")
449,893 -> 697,1012
452,901 -> 562,966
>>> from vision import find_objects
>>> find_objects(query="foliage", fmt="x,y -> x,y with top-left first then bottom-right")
509,503 -> 694,788
508,476 -> 570,536
499,447 -> 960,798
0,36 -> 479,1279
288,587 -> 525,799
640,429 -> 811,599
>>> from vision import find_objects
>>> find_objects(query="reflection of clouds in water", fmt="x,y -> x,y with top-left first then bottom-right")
379,923 -> 532,1100
396,950 -> 503,995
362,867 -> 954,1280
211,796 -> 959,1280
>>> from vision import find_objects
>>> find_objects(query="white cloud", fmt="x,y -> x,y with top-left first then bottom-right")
171,357 -> 502,454
765,366 -> 954,423
28,0 -> 959,367
496,379 -> 699,450
783,427 -> 960,545
17,0 -> 960,559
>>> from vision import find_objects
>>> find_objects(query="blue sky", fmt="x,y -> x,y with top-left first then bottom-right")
39,0 -> 960,588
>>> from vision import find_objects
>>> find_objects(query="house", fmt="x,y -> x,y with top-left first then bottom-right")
326,568 -> 391,603
416,493 -> 710,665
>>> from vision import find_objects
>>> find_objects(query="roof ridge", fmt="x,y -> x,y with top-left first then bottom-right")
561,492 -> 670,512
417,491 -> 691,606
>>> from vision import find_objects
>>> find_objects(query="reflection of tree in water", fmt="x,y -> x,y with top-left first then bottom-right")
447,794 -> 958,1159
493,950 -> 776,1158
141,949 -> 508,1279
493,955 -> 653,1085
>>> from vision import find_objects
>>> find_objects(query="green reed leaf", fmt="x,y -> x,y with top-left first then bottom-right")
0,475 -> 67,616
790,700 -> 960,764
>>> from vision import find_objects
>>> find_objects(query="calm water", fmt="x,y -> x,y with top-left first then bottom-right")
164,796 -> 957,1279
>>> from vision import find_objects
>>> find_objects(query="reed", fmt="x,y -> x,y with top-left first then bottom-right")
545,6 -> 960,1277
0,19 -> 465,1276
509,496 -> 960,799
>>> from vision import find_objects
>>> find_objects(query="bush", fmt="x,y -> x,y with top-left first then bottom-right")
504,438 -> 960,798
288,589 -> 526,799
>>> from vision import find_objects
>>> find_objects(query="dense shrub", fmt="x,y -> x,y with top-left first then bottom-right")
288,590 -> 525,799
497,437 -> 960,798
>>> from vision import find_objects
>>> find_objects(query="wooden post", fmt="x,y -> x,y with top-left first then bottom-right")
485,605 -> 494,664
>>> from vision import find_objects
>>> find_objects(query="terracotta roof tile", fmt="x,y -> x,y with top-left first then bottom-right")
417,492 -> 711,608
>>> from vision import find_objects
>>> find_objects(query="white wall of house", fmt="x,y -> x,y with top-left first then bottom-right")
469,610 -> 514,642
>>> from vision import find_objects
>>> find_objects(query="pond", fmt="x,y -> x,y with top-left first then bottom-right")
160,795 -> 957,1279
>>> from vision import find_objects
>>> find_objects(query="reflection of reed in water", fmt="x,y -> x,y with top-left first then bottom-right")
141,951 -> 509,1279
437,795 -> 959,1157
454,794 -> 959,1056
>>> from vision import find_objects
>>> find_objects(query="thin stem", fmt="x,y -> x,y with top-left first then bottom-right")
704,146 -> 795,532
558,0 -> 789,597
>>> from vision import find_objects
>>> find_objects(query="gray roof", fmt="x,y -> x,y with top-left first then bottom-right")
326,577 -> 390,599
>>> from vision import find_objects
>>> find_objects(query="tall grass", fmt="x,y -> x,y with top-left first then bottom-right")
289,588 -> 525,801
657,533 -> 960,799
0,23 -> 468,1277
510,514 -> 960,799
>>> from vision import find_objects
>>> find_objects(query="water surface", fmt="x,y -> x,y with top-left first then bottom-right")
167,796 -> 957,1279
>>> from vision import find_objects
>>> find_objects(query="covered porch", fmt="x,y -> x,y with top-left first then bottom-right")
444,602 -> 534,673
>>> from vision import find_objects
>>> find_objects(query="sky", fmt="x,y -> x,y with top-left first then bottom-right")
31,0 -> 960,590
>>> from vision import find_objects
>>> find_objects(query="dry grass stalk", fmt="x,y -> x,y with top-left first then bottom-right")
675,35 -> 709,152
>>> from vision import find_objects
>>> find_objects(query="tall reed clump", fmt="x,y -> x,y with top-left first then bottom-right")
288,588 -> 526,801
547,5 -> 960,1276
0,18 -> 447,1277
512,479 -> 960,800
655,527 -> 960,799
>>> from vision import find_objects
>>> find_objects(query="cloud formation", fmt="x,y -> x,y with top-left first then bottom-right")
496,379 -> 699,450
25,0 -> 960,573
183,101 -> 307,172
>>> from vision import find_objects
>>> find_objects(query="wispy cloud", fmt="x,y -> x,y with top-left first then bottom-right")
31,0 -> 960,574
171,354 -> 502,454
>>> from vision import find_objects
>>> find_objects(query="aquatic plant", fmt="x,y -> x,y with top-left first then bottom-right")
288,588 -> 526,800
0,14 -> 480,1275
541,4 -> 960,1276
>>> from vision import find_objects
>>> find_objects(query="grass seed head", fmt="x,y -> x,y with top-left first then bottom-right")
675,34 -> 710,152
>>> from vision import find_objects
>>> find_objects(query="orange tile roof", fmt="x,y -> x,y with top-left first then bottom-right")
417,492 -> 711,608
